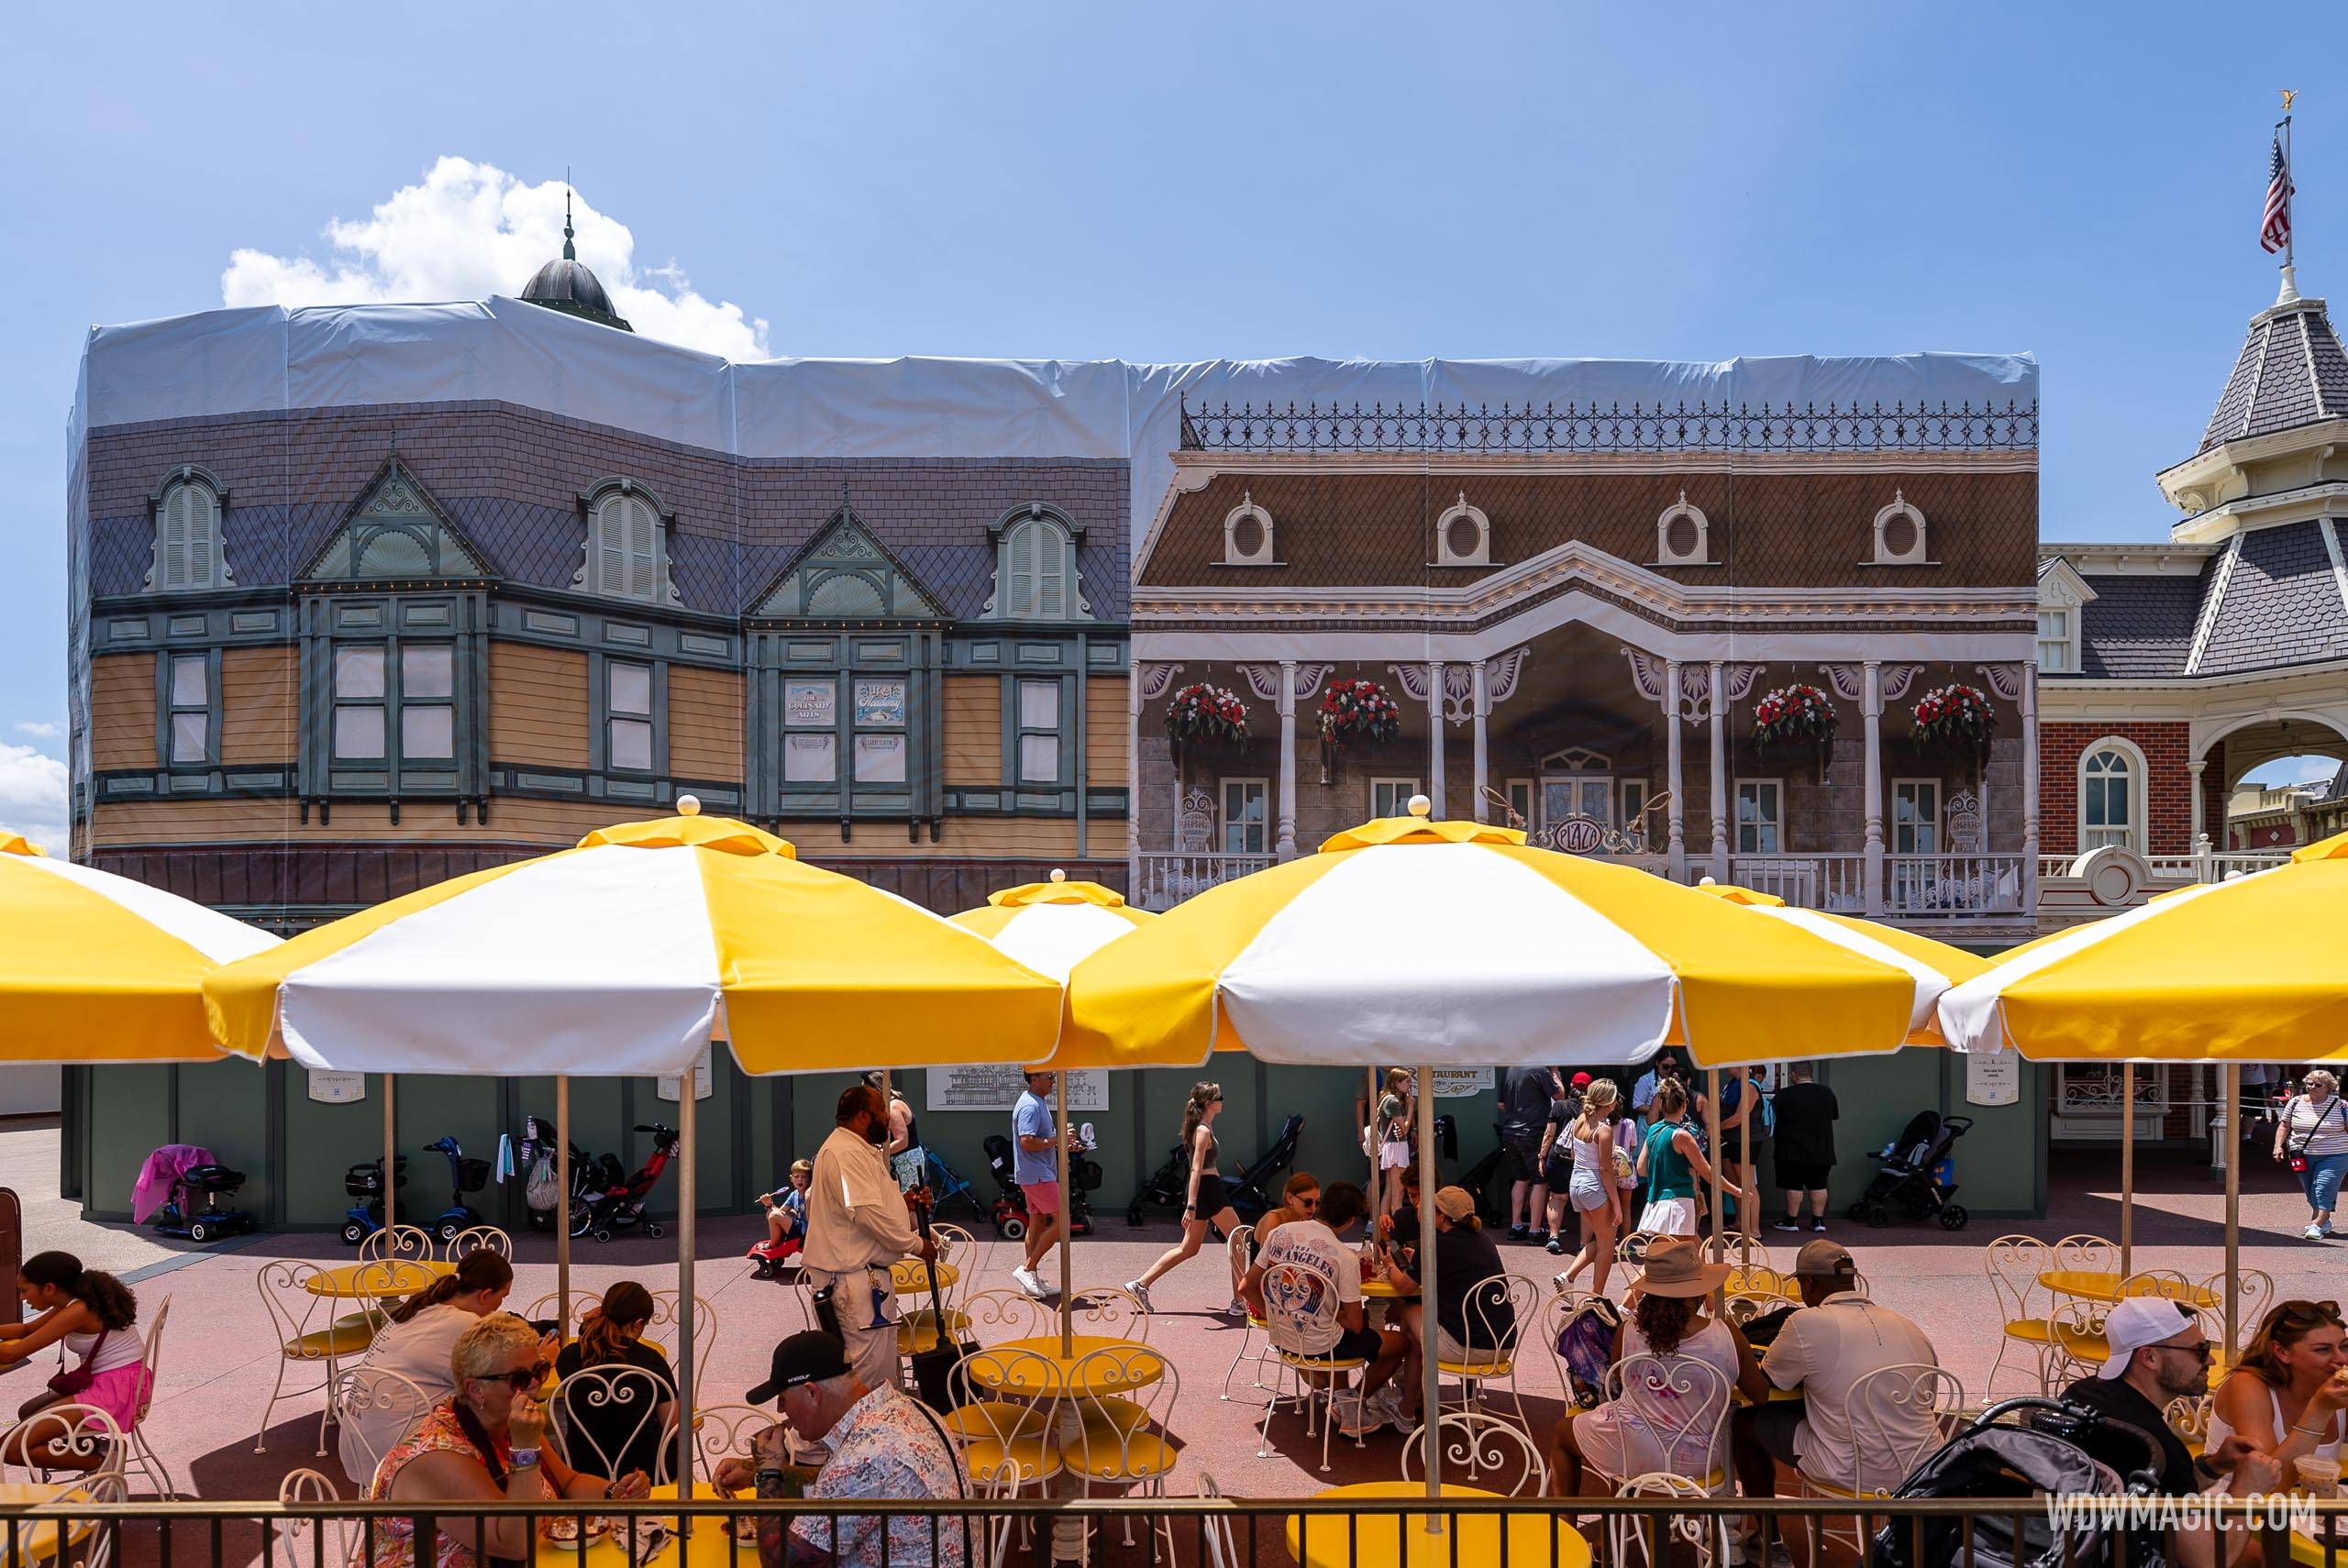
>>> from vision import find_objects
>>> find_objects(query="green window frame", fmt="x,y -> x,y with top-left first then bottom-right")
161,650 -> 217,767
329,641 -> 456,766
1014,677 -> 1063,786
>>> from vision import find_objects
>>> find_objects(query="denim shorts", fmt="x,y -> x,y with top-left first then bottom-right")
2301,1152 -> 2348,1212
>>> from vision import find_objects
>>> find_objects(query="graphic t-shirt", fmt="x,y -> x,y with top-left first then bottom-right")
1257,1218 -> 1361,1357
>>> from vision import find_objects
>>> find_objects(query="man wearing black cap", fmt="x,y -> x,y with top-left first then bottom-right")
716,1330 -> 963,1568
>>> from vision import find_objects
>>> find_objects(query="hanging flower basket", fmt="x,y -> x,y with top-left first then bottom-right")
1751,683 -> 1838,767
1317,678 -> 1403,782
1910,682 -> 1997,763
1162,683 -> 1250,753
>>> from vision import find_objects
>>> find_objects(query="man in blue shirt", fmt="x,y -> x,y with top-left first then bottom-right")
1011,1069 -> 1068,1298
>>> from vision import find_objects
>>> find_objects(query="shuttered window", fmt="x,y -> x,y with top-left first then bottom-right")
1002,517 -> 1065,620
155,479 -> 227,591
591,492 -> 666,602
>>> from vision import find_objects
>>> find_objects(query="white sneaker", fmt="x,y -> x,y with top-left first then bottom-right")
1335,1397 -> 1385,1438
1013,1266 -> 1049,1298
2309,1223 -> 2328,1241
1368,1384 -> 1408,1426
1124,1280 -> 1154,1312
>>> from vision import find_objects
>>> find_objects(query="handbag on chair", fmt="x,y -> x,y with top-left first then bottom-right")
906,1193 -> 976,1414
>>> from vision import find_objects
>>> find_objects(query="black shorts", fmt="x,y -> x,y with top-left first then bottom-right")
1501,1132 -> 1545,1182
1775,1158 -> 1832,1191
1721,1135 -> 1767,1171
1741,1397 -> 1807,1463
1191,1174 -> 1229,1217
1541,1153 -> 1574,1189
1331,1325 -> 1386,1363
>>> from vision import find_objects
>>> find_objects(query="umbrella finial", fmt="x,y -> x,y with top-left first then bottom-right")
1049,867 -> 1067,882
677,794 -> 702,817
1406,793 -> 1432,819
1699,875 -> 1717,886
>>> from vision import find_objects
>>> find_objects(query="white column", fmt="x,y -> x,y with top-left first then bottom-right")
1470,660 -> 1490,822
2189,756 -> 2208,847
1863,661 -> 1885,916
1708,660 -> 1729,878
2021,661 -> 2040,915
1276,659 -> 1299,860
1665,660 -> 1687,879
1426,661 -> 1446,817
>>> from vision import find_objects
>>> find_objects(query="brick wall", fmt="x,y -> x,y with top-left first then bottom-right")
2039,721 -> 2193,856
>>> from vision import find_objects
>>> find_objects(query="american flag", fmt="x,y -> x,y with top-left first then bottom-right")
2263,132 -> 2294,255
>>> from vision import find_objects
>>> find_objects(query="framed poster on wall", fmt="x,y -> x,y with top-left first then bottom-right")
926,1066 -> 1106,1113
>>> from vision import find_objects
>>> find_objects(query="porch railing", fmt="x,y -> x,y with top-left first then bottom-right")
1132,851 -> 1276,911
1727,852 -> 1868,911
1886,853 -> 2028,917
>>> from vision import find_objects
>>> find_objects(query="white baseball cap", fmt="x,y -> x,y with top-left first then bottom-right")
2096,1296 -> 2198,1380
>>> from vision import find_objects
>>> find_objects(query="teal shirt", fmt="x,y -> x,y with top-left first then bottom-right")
1643,1119 -> 1695,1200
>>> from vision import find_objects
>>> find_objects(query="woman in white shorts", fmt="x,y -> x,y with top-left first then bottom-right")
1556,1079 -> 1629,1297
1635,1079 -> 1719,1237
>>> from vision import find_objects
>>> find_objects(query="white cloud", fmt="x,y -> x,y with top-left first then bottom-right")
2243,755 -> 2342,789
223,157 -> 771,360
13,722 -> 58,739
0,743 -> 68,853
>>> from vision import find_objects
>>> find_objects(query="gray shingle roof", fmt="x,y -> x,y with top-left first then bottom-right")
2075,572 -> 2205,678
2199,300 -> 2348,452
2195,522 -> 2348,675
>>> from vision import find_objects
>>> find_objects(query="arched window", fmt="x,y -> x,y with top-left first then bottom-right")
576,480 -> 677,604
150,469 -> 232,591
986,502 -> 1091,622
1655,491 -> 1711,566
1868,491 -> 1931,566
1434,491 -> 1492,567
2079,739 -> 2144,853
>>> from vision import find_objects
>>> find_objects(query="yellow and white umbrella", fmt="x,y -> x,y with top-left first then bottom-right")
205,798 -> 1065,1494
951,871 -> 1154,1346
1064,798 -> 1934,1509
1693,878 -> 1990,1045
1,833 -> 279,1061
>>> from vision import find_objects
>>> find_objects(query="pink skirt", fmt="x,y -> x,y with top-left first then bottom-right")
73,1363 -> 151,1432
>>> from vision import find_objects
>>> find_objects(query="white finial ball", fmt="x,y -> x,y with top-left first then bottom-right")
1407,793 -> 1433,818
1049,868 -> 1067,883
1698,875 -> 1717,887
677,794 -> 702,817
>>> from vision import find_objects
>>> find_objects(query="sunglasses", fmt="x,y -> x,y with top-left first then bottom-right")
486,1365 -> 547,1391
2152,1339 -> 2215,1363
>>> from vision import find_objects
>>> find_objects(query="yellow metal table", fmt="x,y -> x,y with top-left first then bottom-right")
0,1480 -> 100,1566
1288,1483 -> 1592,1568
2038,1269 -> 2221,1309
539,1485 -> 751,1568
305,1260 -> 452,1298
965,1335 -> 1164,1397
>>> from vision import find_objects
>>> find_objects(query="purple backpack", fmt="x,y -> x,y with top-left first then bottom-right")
1553,1294 -> 1623,1408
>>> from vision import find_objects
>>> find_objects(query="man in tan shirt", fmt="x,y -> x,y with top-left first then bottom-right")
804,1083 -> 934,1393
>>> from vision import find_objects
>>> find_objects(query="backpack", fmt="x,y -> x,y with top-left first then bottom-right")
1722,1074 -> 1775,1140
1552,1295 -> 1623,1408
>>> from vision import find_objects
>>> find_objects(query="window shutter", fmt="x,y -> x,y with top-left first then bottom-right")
161,485 -> 191,589
595,499 -> 628,596
628,497 -> 658,601
1035,528 -> 1065,620
186,487 -> 216,587
1006,520 -> 1038,617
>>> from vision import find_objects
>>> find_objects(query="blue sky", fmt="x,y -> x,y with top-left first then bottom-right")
1,3 -> 2338,839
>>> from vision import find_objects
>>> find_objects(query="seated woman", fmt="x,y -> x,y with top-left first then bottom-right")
0,1252 -> 149,1470
338,1250 -> 536,1480
371,1316 -> 647,1568
551,1282 -> 677,1481
1548,1237 -> 1766,1497
2209,1298 -> 2348,1477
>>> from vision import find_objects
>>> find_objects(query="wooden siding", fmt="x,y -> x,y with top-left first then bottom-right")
220,646 -> 297,766
89,796 -> 627,848
1085,676 -> 1127,786
771,816 -> 1084,860
488,643 -> 591,768
92,655 -> 155,771
668,667 -> 744,781
943,676 -> 1001,782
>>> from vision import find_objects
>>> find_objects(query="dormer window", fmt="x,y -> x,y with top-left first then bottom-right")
1655,491 -> 1712,566
1434,492 -> 1491,567
2035,556 -> 2097,676
1868,491 -> 1932,566
149,468 -> 233,591
1222,492 -> 1277,566
575,480 -> 680,605
986,502 -> 1091,622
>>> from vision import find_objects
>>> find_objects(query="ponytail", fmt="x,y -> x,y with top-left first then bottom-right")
579,1281 -> 656,1368
385,1248 -> 513,1325
1179,1082 -> 1221,1158
21,1252 -> 137,1332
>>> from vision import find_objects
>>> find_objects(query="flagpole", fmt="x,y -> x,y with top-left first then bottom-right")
2284,94 -> 2297,271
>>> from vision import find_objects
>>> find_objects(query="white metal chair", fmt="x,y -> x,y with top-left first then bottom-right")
900,1223 -> 980,1364
2,1467 -> 128,1568
1803,1364 -> 1967,1562
1399,1409 -> 1547,1496
2210,1267 -> 2275,1353
1722,1293 -> 1780,1328
1593,1352 -> 1733,1493
1069,1285 -> 1150,1344
1982,1233 -> 2055,1397
118,1294 -> 173,1499
1540,1286 -> 1598,1404
1193,1470 -> 1241,1568
2043,1297 -> 2111,1386
330,1365 -> 431,1494
1435,1272 -> 1542,1436
947,1347 -> 1064,1558
446,1225 -> 512,1261
1218,1225 -> 1280,1404
1065,1342 -> 1179,1553
255,1261 -> 380,1456
1611,1471 -> 1724,1568
1616,1229 -> 1667,1266
2051,1231 -> 2118,1277
356,1225 -> 435,1268
276,1467 -> 350,1568
2165,1393 -> 2214,1461
684,1402 -> 781,1486
548,1364 -> 676,1483
644,1289 -> 718,1377
1257,1256 -> 1368,1473
521,1290 -> 576,1335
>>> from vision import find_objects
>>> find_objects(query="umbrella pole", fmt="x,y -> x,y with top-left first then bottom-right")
2120,1064 -> 2134,1280
382,1074 -> 396,1232
557,1076 -> 571,1328
1416,1066 -> 1440,1525
1738,1068 -> 1754,1251
677,1081 -> 697,1504
2224,1063 -> 2241,1355
1366,1068 -> 1379,1198
1058,1072 -> 1073,1356
1706,1070 -> 1725,1311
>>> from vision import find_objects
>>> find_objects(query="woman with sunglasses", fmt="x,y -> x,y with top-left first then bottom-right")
367,1316 -> 649,1568
1125,1081 -> 1244,1313
2209,1298 -> 2348,1478
1227,1173 -> 1320,1317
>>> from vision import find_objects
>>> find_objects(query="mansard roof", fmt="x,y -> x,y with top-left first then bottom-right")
2057,518 -> 2348,680
2199,293 -> 2348,452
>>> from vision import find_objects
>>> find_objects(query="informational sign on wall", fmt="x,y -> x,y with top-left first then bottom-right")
307,1070 -> 366,1105
1432,1069 -> 1491,1099
656,1047 -> 714,1102
927,1066 -> 1107,1113
1966,1050 -> 2021,1108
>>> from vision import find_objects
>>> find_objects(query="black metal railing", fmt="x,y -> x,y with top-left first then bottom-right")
1176,395 -> 2041,453
13,1491 -> 2345,1568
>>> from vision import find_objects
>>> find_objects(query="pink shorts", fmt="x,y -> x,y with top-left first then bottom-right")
1021,1181 -> 1062,1217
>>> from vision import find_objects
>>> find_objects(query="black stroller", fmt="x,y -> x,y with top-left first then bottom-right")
516,1113 -> 596,1233
1126,1112 -> 1305,1225
1868,1397 -> 2164,1568
981,1133 -> 1097,1241
1851,1110 -> 1975,1231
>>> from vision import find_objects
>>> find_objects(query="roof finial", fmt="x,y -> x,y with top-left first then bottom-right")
562,169 -> 576,262
2277,264 -> 2302,306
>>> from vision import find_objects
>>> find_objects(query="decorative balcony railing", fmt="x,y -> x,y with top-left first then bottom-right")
1886,854 -> 2029,918
1131,852 -> 1277,912
1177,394 -> 2040,454
1727,853 -> 1870,912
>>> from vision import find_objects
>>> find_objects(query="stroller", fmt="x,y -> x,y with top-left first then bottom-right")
576,1123 -> 681,1242
982,1132 -> 1097,1241
516,1114 -> 595,1233
1851,1110 -> 1975,1231
1868,1397 -> 2164,1568
1126,1112 -> 1305,1225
